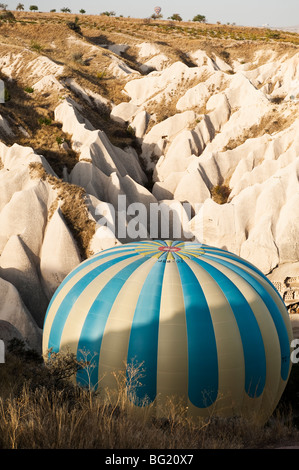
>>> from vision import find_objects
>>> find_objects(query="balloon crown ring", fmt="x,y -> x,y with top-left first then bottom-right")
134,240 -> 205,262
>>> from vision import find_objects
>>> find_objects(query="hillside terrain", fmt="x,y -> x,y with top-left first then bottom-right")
0,11 -> 299,351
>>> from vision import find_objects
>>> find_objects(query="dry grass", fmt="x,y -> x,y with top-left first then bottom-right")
0,11 -> 298,163
223,110 -> 298,152
0,341 -> 298,449
29,162 -> 96,258
211,185 -> 231,204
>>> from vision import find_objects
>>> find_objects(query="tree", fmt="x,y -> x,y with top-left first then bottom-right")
169,13 -> 182,21
61,7 -> 71,13
16,2 -> 24,10
193,14 -> 206,23
0,3 -> 8,9
101,11 -> 116,16
29,5 -> 38,11
79,9 -> 86,14
151,12 -> 163,19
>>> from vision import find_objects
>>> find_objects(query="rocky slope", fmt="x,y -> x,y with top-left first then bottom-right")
0,12 -> 299,351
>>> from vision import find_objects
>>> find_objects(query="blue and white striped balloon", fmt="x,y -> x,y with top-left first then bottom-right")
43,240 -> 293,423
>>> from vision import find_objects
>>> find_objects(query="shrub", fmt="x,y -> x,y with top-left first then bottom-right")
38,116 -> 52,126
24,87 -> 34,94
193,14 -> 206,23
169,13 -> 182,21
30,40 -> 43,53
67,19 -> 82,35
100,11 -> 116,16
4,87 -> 10,102
72,51 -> 84,64
0,10 -> 16,22
96,70 -> 106,79
211,184 -> 231,204
266,29 -> 281,40
56,136 -> 64,145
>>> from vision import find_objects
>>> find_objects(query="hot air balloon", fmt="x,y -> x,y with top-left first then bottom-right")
43,240 -> 293,424
154,6 -> 161,16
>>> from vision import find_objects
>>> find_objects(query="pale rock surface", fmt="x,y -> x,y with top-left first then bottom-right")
137,43 -> 161,58
0,235 -> 49,328
0,142 -> 56,176
139,54 -> 170,73
131,110 -> 150,139
0,114 -> 13,136
0,320 -> 23,349
40,206 -> 82,301
152,171 -> 187,201
0,181 -> 52,257
108,56 -> 140,79
110,101 -> 139,124
55,98 -> 147,185
141,110 -> 197,168
0,277 -> 41,352
173,166 -> 211,209
124,62 -> 203,106
33,74 -> 64,93
64,78 -> 110,109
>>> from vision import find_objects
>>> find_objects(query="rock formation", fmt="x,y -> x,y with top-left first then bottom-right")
0,14 -> 299,349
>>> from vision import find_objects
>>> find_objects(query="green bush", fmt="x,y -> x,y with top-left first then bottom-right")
30,40 -> 43,53
193,14 -> 206,23
24,87 -> 34,94
38,116 -> 52,126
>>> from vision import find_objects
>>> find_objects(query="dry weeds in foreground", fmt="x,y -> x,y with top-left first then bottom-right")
0,341 -> 298,449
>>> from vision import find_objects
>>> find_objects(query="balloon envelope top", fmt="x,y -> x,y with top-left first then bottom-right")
43,240 -> 293,423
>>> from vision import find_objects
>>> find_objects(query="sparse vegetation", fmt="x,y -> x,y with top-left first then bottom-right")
24,86 -> 34,94
67,15 -> 82,35
101,11 -> 116,17
0,10 -> 298,450
266,29 -> 281,40
0,9 -> 15,22
71,51 -> 84,64
30,40 -> 43,52
193,14 -> 206,23
169,14 -> 182,22
38,116 -> 52,126
0,339 -> 298,449
211,184 -> 231,204
29,162 -> 96,258
60,7 -> 71,13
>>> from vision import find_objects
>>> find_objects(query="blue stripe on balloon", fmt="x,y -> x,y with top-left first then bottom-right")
44,248 -> 136,325
126,260 -> 166,405
76,256 -> 149,389
203,254 -> 290,381
47,253 -> 138,353
202,247 -> 278,292
193,257 -> 267,397
176,261 -> 218,408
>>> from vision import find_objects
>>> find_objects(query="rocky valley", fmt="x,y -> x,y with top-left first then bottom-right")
0,11 -> 299,351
